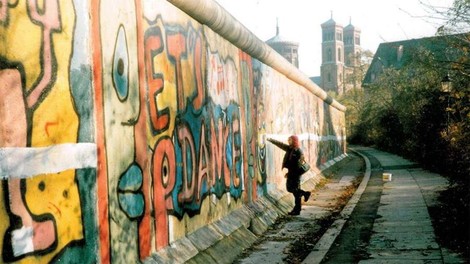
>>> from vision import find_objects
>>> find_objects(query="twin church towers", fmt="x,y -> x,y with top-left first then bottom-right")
266,14 -> 362,94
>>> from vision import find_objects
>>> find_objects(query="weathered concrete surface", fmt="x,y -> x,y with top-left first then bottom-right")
302,150 -> 371,264
146,148 -> 467,264
354,147 -> 465,264
238,152 -> 364,264
144,155 -> 340,263
241,147 -> 466,264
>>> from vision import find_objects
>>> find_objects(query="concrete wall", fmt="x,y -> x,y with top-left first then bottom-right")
0,0 -> 345,263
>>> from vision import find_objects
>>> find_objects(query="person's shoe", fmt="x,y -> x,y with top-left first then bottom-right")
304,191 -> 311,202
288,210 -> 300,215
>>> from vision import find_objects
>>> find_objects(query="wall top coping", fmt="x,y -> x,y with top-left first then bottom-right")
167,0 -> 346,112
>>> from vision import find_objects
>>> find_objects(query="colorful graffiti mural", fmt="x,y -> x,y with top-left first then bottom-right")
0,0 -> 97,263
1,0 -> 345,263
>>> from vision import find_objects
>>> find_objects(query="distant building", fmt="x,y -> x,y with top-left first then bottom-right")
310,76 -> 321,86
266,20 -> 300,68
320,15 -> 361,94
362,34 -> 467,87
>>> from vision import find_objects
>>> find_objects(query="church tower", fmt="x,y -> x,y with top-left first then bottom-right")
344,18 -> 361,67
320,14 -> 344,94
343,19 -> 361,91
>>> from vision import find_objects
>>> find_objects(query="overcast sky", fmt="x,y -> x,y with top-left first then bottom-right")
214,0 -> 454,77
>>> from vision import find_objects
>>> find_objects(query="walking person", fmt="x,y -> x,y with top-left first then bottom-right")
267,135 -> 311,215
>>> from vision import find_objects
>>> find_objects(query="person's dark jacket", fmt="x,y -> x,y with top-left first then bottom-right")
267,138 -> 303,175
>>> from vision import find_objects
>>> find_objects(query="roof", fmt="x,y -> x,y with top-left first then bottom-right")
344,17 -> 360,32
266,34 -> 297,45
266,21 -> 298,45
321,18 -> 343,28
310,76 -> 321,86
362,33 -> 469,86
321,18 -> 336,27
344,23 -> 360,32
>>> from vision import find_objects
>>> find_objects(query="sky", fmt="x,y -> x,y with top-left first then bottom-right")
214,0 -> 454,77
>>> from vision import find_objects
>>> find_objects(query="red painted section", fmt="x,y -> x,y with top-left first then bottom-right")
135,0 -> 152,259
90,1 -> 110,263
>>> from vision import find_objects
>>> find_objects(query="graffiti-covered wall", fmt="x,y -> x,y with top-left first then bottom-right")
0,0 -> 345,263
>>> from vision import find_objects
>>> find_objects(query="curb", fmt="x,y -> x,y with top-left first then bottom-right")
302,148 -> 372,264
144,155 -> 348,263
144,195 -> 288,263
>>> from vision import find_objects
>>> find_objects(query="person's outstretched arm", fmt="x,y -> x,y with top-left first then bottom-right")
266,138 -> 289,151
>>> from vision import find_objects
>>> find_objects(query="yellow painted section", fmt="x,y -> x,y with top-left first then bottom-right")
0,0 -> 82,263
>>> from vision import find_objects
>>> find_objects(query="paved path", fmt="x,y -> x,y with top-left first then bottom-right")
304,146 -> 464,264
358,147 -> 465,263
238,147 -> 465,264
320,148 -> 383,263
235,151 -> 364,263
356,147 -> 443,263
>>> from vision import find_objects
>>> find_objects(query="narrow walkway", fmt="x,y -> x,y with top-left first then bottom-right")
319,149 -> 383,263
303,146 -> 464,264
235,151 -> 364,263
238,147 -> 465,264
357,147 -> 441,263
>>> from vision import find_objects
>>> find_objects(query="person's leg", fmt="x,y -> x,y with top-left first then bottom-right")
286,176 -> 297,214
302,189 -> 311,202
287,175 -> 302,215
290,189 -> 302,215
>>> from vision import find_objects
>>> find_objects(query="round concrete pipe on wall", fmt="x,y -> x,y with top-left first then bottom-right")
167,0 -> 346,112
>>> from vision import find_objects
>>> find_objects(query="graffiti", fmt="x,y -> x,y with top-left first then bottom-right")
96,0 -> 142,262
140,19 -> 244,252
1,0 -> 345,263
173,101 -> 243,211
1,0 -> 87,263
144,25 -> 170,134
252,60 -> 268,188
239,51 -> 258,200
1,0 -> 56,261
